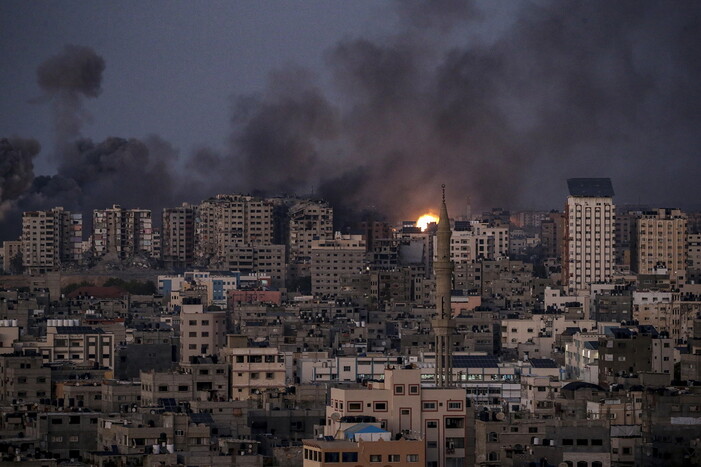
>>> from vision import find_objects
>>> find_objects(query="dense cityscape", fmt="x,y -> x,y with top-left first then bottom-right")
3,1 -> 701,466
0,178 -> 699,466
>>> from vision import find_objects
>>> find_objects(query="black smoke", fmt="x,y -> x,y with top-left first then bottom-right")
36,44 -> 105,144
211,0 -> 701,222
3,1 -> 701,240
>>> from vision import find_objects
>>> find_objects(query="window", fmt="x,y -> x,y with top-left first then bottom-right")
423,402 -> 437,410
324,452 -> 339,462
445,417 -> 464,429
394,385 -> 404,395
341,452 -> 358,462
178,385 -> 189,392
348,402 -> 362,411
576,439 -> 588,446
488,432 -> 498,442
158,385 -> 168,392
447,401 -> 462,410
426,421 -> 437,428
389,454 -> 400,462
251,373 -> 259,380
175,430 -> 184,436
591,439 -> 603,446
562,439 -> 573,445
409,385 -> 419,394
369,454 -> 382,462
343,366 -> 351,371
407,454 -> 419,462
529,427 -> 538,433
373,401 -> 387,411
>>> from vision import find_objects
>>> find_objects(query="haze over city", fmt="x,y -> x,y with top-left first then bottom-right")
2,0 -> 701,242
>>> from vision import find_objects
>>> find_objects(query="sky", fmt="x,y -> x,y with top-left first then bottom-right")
1,1 -> 700,239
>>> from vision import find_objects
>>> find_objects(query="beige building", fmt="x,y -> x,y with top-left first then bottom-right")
179,301 -> 227,364
2,240 -> 22,273
311,233 -> 366,297
195,194 -> 274,268
325,368 -> 468,467
92,205 -> 153,259
303,437 -> 424,467
222,340 -> 287,403
161,203 -> 196,269
140,358 -> 230,406
632,208 -> 687,283
564,178 -> 615,293
0,353 -> 50,403
22,207 -> 82,274
289,200 -> 334,269
28,325 -> 116,369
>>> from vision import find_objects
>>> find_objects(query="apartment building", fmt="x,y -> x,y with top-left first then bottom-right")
179,301 -> 227,364
311,233 -> 366,297
289,200 -> 333,269
564,178 -> 616,293
2,240 -> 22,273
92,205 -> 153,259
140,358 -> 230,406
33,325 -> 116,369
325,368 -> 468,467
223,343 -> 287,402
195,194 -> 274,268
631,208 -> 687,283
0,353 -> 50,403
22,207 -> 82,274
161,203 -> 196,269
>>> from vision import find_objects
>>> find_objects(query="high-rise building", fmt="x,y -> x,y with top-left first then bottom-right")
195,194 -> 274,268
92,205 -> 153,259
162,203 -> 196,269
563,178 -> 615,293
22,207 -> 82,274
311,233 -> 366,297
631,209 -> 687,282
289,200 -> 333,278
433,186 -> 455,388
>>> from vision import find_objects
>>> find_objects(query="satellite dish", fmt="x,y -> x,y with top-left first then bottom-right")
330,412 -> 341,422
495,412 -> 505,421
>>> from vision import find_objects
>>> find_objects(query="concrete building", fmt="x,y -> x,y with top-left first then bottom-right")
222,340 -> 287,403
303,435 -> 424,467
161,203 -> 196,269
0,353 -> 50,403
179,301 -> 227,364
21,207 -> 82,274
289,200 -> 333,274
310,233 -> 366,297
632,208 -> 687,283
195,194 -> 274,268
92,205 -> 153,259
1,240 -> 22,273
325,368 -> 468,467
140,358 -> 230,405
564,178 -> 616,293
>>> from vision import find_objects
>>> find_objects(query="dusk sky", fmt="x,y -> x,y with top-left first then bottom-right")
1,0 -> 700,238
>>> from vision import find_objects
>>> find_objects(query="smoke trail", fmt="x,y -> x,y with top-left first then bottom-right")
36,44 -> 105,144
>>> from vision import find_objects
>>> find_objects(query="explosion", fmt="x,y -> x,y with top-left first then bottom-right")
416,213 -> 438,231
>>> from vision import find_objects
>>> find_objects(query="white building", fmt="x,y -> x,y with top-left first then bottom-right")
564,178 -> 615,293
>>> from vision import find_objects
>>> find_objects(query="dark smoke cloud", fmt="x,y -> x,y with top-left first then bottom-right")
211,0 -> 701,223
0,138 -> 39,204
36,44 -> 105,143
3,1 -> 701,240
0,47 -> 179,240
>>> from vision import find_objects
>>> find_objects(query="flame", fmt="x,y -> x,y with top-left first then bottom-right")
416,213 -> 439,231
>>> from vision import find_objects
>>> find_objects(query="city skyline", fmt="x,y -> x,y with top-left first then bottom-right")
2,1 -> 701,237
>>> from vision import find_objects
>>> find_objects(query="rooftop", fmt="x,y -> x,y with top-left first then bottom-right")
567,178 -> 614,198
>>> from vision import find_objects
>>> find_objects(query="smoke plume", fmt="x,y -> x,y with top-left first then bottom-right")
3,0 -> 701,240
36,44 -> 105,144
